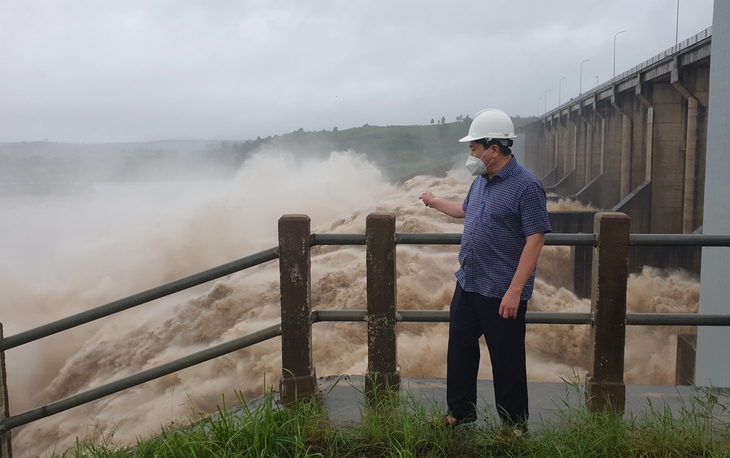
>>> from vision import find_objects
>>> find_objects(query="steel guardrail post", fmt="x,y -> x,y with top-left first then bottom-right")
365,213 -> 400,401
278,215 -> 317,404
0,325 -> 11,458
586,212 -> 630,414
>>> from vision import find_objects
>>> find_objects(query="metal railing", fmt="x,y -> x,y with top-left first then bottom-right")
0,248 -> 280,352
611,26 -> 712,87
542,26 -> 712,118
1,211 -> 729,456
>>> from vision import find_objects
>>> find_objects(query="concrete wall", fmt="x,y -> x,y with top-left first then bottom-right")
525,30 -> 714,299
650,82 -> 686,233
522,19 -> 727,387
522,28 -> 711,236
548,211 -> 594,298
547,207 -> 701,300
696,2 -> 730,388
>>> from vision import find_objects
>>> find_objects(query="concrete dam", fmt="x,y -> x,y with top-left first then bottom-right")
516,27 -> 713,297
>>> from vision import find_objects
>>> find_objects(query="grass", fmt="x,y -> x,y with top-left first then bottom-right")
50,378 -> 730,458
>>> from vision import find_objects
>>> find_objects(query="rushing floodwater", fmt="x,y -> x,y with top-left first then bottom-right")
0,151 -> 699,456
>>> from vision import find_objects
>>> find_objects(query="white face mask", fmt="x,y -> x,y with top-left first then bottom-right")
465,150 -> 494,176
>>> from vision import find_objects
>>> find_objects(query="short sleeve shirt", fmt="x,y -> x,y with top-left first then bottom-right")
455,156 -> 551,300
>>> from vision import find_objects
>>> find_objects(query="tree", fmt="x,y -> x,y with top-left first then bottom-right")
441,116 -> 446,124
333,127 -> 338,132
431,118 -> 434,124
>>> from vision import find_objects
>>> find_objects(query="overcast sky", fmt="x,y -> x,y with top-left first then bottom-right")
0,0 -> 716,143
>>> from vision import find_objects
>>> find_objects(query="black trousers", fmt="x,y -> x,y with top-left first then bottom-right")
446,282 -> 529,425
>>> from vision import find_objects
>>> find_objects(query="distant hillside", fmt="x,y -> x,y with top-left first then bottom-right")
0,116 -> 537,194
227,115 -> 536,181
238,122 -> 466,181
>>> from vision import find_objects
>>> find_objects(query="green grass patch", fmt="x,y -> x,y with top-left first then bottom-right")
49,379 -> 730,458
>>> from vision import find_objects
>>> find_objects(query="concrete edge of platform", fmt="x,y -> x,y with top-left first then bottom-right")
238,375 -> 730,431
324,376 -> 730,429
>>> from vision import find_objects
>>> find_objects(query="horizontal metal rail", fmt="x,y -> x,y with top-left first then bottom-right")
395,233 -> 461,245
311,310 -> 594,325
311,233 -> 365,246
0,324 -> 282,432
312,310 -> 730,326
4,233 -> 727,352
545,233 -> 596,246
630,234 -> 730,246
0,247 -> 279,352
5,308 -> 730,432
394,233 -> 597,246
626,314 -> 730,326
311,233 -> 730,248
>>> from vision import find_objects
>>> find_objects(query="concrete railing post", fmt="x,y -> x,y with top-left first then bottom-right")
0,324 -> 13,458
586,212 -> 630,413
278,215 -> 317,404
365,213 -> 400,399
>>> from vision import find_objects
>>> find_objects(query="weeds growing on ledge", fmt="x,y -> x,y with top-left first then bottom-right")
49,377 -> 730,458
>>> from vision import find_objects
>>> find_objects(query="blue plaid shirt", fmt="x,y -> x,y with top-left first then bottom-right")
455,156 -> 551,301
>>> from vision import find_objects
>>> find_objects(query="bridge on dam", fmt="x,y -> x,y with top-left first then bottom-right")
515,27 -> 713,298
518,27 -> 711,238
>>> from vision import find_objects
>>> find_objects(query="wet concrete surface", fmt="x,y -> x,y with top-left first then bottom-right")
311,375 -> 730,430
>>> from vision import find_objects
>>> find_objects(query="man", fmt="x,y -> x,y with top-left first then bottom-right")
419,108 -> 551,430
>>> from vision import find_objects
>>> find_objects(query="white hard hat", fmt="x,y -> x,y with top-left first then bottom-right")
459,108 -> 517,142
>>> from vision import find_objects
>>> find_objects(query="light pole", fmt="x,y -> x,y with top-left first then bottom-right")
595,76 -> 599,87
580,59 -> 590,94
559,77 -> 567,105
537,97 -> 542,116
544,89 -> 551,114
614,30 -> 626,78
675,0 -> 680,45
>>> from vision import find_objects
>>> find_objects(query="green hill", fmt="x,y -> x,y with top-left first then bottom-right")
237,122 -> 467,181
0,116 -> 537,191
227,115 -> 536,181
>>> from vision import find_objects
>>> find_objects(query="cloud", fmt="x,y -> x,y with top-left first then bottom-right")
0,0 -> 715,142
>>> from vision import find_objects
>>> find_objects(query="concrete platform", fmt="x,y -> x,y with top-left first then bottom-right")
312,375 -> 730,430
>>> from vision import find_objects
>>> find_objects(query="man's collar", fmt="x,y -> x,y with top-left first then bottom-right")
485,155 -> 516,181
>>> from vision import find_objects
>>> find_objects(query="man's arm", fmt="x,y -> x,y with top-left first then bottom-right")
419,192 -> 466,218
499,232 -> 546,319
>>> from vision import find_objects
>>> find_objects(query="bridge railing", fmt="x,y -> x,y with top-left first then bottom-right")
1,211 -> 730,456
611,26 -> 712,88
544,26 -> 713,117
